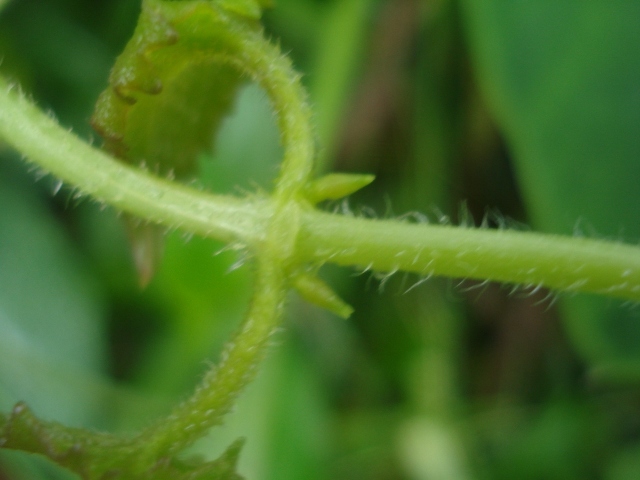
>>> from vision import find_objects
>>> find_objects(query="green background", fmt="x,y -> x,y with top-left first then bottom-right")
1,0 -> 640,478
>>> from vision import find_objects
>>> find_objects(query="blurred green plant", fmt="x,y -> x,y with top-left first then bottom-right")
1,0 -> 640,479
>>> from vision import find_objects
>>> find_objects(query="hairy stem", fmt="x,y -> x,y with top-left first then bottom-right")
1,76 -> 639,305
133,254 -> 288,465
0,77 -> 269,247
241,28 -> 315,198
299,211 -> 640,301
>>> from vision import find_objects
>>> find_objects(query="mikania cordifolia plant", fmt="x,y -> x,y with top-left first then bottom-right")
0,0 -> 639,478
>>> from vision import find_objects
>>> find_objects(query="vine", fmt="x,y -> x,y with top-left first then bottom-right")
0,0 -> 639,478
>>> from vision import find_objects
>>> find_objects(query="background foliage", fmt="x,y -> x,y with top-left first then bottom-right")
1,0 -> 639,478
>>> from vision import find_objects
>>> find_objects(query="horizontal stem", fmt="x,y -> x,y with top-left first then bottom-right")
298,211 -> 640,302
1,76 -> 639,303
0,78 -> 269,247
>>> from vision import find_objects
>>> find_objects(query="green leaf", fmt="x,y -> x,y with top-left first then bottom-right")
0,164 -> 106,477
0,166 -> 106,425
461,2 -> 640,379
157,438 -> 245,480
218,0 -> 269,20
91,0 -> 263,177
309,0 -> 373,168
199,83 -> 283,195
0,0 -> 11,14
91,0 -> 263,282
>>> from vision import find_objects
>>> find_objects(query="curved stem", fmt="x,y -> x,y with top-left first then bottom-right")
0,77 -> 269,247
133,254 -> 288,465
238,28 -> 315,198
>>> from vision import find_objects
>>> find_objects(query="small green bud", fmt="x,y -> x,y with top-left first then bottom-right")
305,173 -> 375,205
293,272 -> 354,319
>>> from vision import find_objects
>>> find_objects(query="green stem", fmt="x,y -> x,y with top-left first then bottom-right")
2,66 -> 640,477
299,211 -> 640,301
0,77 -> 269,247
1,76 -> 639,305
133,254 -> 288,465
232,26 -> 314,199
92,7 -> 313,464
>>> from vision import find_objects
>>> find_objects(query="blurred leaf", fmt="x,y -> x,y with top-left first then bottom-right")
0,0 -> 113,133
265,336 -> 331,480
486,401 -> 608,480
0,163 -> 105,476
0,449 -> 76,480
130,232 -> 252,397
200,83 -> 283,194
0,166 -> 106,425
461,2 -> 640,379
262,0 -> 323,70
310,0 -> 373,167
403,0 -> 466,213
606,444 -> 640,480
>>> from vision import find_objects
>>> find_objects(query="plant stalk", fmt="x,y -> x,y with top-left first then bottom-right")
298,211 -> 640,302
1,76 -> 639,304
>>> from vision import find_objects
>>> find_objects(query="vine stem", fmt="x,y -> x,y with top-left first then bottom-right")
298,212 -> 640,302
2,66 -> 640,475
0,77 -> 270,248
1,0 -> 639,475
232,16 -> 315,199
0,75 -> 639,305
127,15 -> 317,459
131,254 -> 288,467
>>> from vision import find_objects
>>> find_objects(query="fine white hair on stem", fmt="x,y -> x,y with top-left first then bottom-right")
358,205 -> 378,219
340,198 -> 353,217
532,289 -> 561,310
397,211 -> 429,224
376,267 -> 399,293
404,271 -> 434,294
430,205 -> 451,225
352,263 -> 374,276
